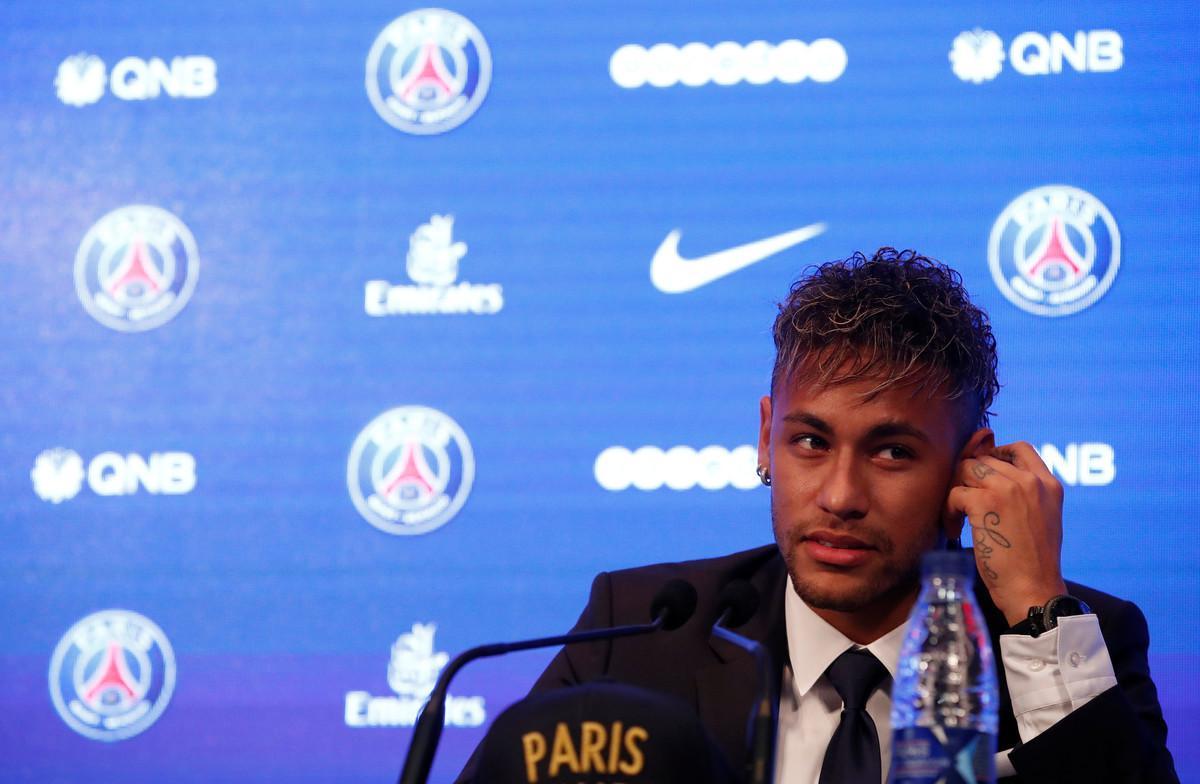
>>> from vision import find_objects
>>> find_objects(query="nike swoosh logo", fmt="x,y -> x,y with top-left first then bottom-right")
650,222 -> 828,294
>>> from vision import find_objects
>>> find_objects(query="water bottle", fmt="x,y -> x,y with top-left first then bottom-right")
888,550 -> 998,783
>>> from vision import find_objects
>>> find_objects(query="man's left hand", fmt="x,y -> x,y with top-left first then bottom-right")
946,441 -> 1069,626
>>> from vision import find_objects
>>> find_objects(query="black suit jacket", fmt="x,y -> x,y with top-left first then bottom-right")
458,545 -> 1177,783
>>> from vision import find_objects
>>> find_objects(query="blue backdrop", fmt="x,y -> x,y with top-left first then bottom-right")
2,1 -> 1197,781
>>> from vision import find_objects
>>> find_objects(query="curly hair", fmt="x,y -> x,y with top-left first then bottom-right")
771,248 -> 999,430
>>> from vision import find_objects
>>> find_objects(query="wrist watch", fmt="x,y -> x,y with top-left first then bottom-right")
1006,594 -> 1092,637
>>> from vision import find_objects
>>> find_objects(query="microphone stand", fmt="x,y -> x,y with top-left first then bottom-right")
712,608 -> 777,784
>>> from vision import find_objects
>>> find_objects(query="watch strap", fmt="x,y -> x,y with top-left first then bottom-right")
1005,615 -> 1043,637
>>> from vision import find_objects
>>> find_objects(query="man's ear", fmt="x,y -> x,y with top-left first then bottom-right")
757,395 -> 772,473
959,427 -> 995,461
942,428 -> 995,545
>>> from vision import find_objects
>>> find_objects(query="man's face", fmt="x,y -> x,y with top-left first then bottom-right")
758,370 -> 986,618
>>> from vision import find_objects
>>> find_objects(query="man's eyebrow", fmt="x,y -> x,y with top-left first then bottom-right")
865,422 -> 931,443
781,412 -> 831,432
781,413 -> 932,443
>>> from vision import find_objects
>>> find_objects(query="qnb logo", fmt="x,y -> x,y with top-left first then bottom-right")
364,214 -> 503,316
950,29 -> 1123,83
49,610 -> 176,741
55,53 -> 217,106
345,622 -> 485,728
1037,443 -> 1115,487
610,39 -> 847,89
31,449 -> 86,504
948,30 -> 1005,83
55,54 -> 106,106
31,449 -> 197,503
594,445 -> 759,492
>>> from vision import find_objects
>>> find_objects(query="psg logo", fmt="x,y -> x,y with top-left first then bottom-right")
988,185 -> 1120,317
48,609 -> 177,741
74,205 -> 200,332
365,9 -> 492,135
347,406 -> 475,535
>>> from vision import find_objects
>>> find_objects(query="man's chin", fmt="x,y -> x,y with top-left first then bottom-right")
789,563 -> 921,615
792,575 -> 882,613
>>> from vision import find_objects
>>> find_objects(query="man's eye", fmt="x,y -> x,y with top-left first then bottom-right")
876,445 -> 913,461
792,434 -> 827,450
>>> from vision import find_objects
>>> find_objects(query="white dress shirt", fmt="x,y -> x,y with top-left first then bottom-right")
774,578 -> 1118,783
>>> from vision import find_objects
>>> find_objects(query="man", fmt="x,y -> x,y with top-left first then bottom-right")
457,249 -> 1176,783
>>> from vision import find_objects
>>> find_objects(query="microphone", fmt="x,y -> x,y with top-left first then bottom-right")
398,578 -> 698,784
711,580 -> 777,784
714,580 -> 760,629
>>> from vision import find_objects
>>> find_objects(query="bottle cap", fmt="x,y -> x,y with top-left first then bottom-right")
921,549 -> 975,578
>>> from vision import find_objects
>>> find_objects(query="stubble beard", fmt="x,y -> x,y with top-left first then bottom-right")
772,503 -> 932,614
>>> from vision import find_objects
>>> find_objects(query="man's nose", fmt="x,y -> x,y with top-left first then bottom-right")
816,452 -> 868,520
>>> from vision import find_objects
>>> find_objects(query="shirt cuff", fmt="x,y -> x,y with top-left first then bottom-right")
995,750 -> 1016,778
998,613 -> 1118,741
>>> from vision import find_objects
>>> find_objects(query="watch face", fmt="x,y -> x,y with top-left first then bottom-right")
1045,595 -> 1091,628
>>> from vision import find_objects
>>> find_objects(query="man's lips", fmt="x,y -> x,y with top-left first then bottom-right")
801,531 -> 877,567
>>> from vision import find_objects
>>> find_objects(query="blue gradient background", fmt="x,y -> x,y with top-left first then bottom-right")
1,1 -> 1197,781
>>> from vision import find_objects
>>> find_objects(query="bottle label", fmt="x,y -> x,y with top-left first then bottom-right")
889,726 -> 996,784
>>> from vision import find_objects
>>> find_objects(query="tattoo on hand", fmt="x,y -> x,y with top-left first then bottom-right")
971,462 -> 995,480
973,511 -> 1011,582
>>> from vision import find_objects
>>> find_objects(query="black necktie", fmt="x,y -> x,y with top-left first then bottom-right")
819,648 -> 890,784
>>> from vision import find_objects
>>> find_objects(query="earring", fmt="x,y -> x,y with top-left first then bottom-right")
756,465 -> 771,486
